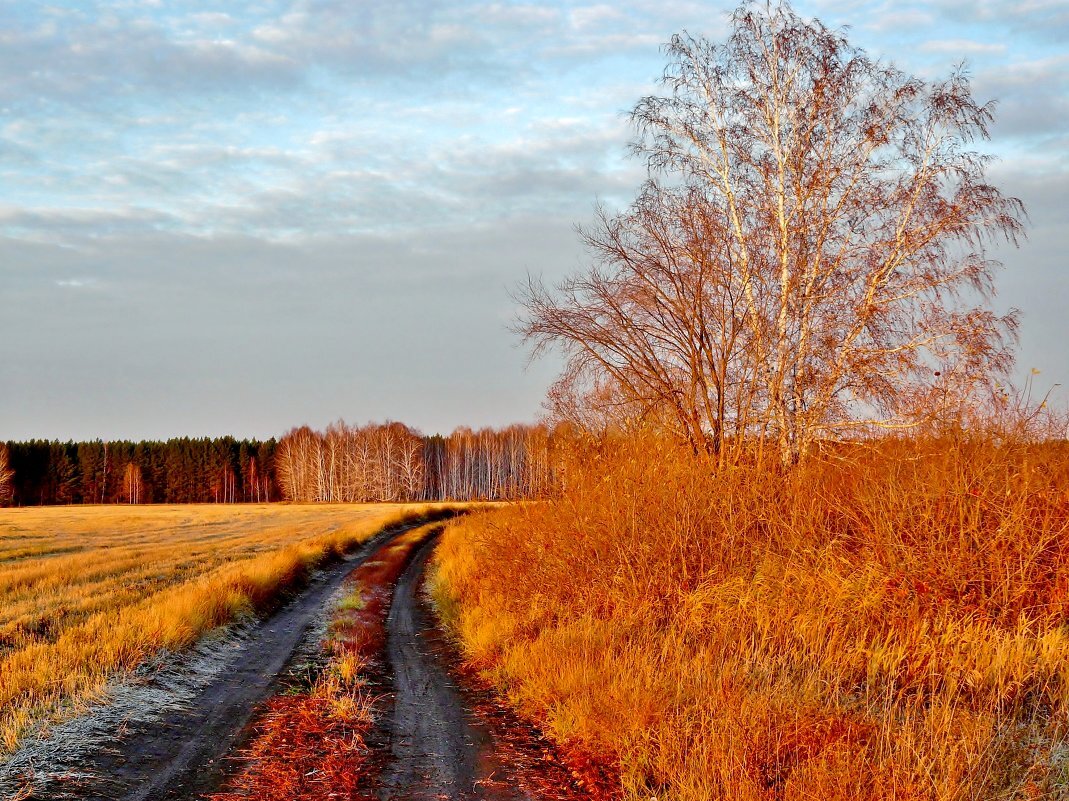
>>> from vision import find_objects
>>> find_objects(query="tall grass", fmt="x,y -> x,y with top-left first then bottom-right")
432,435 -> 1069,800
0,503 -> 449,754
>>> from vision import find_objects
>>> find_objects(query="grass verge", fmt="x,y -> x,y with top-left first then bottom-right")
431,436 -> 1069,800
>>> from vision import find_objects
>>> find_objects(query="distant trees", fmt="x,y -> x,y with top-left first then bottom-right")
275,422 -> 423,503
276,422 -> 554,502
122,461 -> 143,505
423,425 -> 553,500
77,442 -> 108,506
243,452 -> 272,503
0,444 -> 13,506
2,423 -> 556,506
519,1 -> 1024,465
2,438 -> 279,506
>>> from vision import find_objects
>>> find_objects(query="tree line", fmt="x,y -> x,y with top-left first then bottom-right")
0,438 -> 279,506
0,422 -> 555,506
275,422 -> 553,502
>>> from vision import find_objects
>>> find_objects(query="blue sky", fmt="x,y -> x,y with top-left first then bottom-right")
2,0 -> 1066,440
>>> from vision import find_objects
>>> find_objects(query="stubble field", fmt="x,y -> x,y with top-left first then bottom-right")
0,502 -> 438,755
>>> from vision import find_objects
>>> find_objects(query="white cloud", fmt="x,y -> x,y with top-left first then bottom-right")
477,4 -> 561,28
54,277 -> 98,289
862,8 -> 936,32
569,4 -> 625,31
920,38 -> 1006,55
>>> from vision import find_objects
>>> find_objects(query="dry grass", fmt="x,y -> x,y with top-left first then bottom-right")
432,436 -> 1069,800
0,502 -> 448,755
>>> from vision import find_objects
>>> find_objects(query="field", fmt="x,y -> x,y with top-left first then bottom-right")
432,436 -> 1069,800
6,444 -> 1069,800
0,502 -> 441,755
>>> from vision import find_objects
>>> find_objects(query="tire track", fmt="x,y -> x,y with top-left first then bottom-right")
1,519 -> 437,801
377,533 -> 576,801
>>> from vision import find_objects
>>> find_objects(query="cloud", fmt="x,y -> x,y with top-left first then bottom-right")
0,8 -> 305,107
569,5 -> 626,31
934,0 -> 1069,43
974,54 -> 1069,140
54,277 -> 98,289
919,38 -> 1006,55
862,8 -> 937,33
1,107 -> 639,246
0,0 -> 1064,438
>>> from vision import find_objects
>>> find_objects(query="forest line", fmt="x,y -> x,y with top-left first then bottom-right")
0,422 -> 553,506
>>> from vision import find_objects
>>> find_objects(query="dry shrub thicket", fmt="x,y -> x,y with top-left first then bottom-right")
434,432 -> 1069,799
0,503 -> 440,754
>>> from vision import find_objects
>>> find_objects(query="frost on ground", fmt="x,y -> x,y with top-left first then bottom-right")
0,549 -> 371,801
0,621 -> 257,799
274,570 -> 358,688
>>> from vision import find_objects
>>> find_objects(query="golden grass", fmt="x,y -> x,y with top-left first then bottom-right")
0,502 -> 449,755
432,436 -> 1069,800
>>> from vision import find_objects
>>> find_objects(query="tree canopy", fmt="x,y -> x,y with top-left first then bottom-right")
520,0 -> 1025,464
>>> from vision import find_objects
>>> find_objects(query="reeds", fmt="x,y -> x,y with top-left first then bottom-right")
432,435 -> 1069,800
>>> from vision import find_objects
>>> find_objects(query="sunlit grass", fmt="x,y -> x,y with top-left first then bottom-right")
0,502 -> 448,755
432,436 -> 1069,800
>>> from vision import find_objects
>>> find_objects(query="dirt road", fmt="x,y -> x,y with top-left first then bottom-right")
1,517 -> 602,801
378,533 -> 529,800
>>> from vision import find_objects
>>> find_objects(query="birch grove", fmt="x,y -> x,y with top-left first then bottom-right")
274,422 -> 553,502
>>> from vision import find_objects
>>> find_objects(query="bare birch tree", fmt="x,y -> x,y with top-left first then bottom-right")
395,426 -> 425,501
122,461 -> 143,504
0,444 -> 13,506
276,426 -> 319,502
520,1 -> 1025,465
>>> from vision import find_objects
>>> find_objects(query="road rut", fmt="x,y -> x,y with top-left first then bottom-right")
378,532 -> 530,800
0,522 -> 418,801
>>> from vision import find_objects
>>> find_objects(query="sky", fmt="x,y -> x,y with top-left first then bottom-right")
1,0 -> 1066,441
